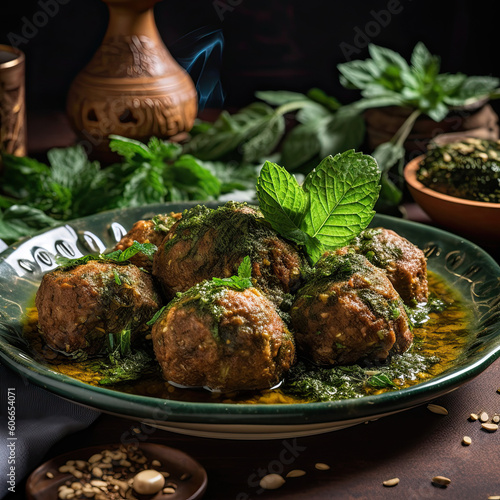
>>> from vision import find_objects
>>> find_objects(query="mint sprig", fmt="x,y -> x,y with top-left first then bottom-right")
55,241 -> 157,269
211,255 -> 253,291
257,151 -> 380,264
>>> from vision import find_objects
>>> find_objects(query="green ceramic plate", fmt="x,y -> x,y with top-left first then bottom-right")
1,202 -> 500,439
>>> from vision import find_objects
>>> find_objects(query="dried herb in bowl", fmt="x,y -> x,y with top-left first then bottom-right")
416,138 -> 500,203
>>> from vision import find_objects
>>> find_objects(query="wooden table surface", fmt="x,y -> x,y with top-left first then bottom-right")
4,112 -> 500,500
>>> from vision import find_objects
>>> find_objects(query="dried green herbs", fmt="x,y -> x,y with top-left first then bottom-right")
417,138 -> 500,203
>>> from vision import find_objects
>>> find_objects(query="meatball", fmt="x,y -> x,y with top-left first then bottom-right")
152,201 -> 309,307
113,212 -> 181,271
290,252 -> 412,366
151,281 -> 295,392
36,260 -> 162,356
348,227 -> 428,305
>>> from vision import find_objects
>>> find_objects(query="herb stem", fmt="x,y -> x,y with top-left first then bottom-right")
392,109 -> 422,148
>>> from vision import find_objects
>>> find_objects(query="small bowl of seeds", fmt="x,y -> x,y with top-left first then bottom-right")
25,442 -> 207,500
404,137 -> 500,244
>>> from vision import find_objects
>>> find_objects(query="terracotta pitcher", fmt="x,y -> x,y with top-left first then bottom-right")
66,0 -> 197,159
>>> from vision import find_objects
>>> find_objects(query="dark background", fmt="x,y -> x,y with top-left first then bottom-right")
0,0 -> 499,114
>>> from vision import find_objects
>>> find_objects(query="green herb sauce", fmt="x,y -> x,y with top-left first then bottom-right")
24,269 -> 472,404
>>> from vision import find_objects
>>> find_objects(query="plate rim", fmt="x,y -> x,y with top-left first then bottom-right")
1,203 -> 500,427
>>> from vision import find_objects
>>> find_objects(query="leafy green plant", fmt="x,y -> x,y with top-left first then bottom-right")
183,88 -> 365,172
338,42 -> 500,205
0,136 -> 258,244
256,150 -> 380,264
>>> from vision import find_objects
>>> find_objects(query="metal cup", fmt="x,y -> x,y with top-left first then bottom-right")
0,45 -> 27,168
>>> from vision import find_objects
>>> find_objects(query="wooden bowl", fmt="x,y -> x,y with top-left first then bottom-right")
404,155 -> 500,244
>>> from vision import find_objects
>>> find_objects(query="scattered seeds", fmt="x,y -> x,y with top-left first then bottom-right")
383,477 -> 400,487
469,413 -> 479,421
480,411 -> 489,422
432,476 -> 451,487
259,474 -> 285,490
462,436 -> 472,446
315,463 -> 330,471
286,469 -> 306,478
481,423 -> 499,432
427,404 -> 448,415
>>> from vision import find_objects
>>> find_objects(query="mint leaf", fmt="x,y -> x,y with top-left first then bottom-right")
237,255 -> 252,279
255,90 -> 308,106
211,255 -> 253,291
56,241 -> 157,269
0,205 -> 60,243
301,151 -> 380,251
257,152 -> 380,264
256,161 -> 309,247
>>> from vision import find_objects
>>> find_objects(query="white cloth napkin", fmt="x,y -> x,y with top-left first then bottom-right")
0,364 -> 100,499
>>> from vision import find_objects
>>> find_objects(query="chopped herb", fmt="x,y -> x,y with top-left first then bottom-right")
211,255 -> 253,290
113,268 -> 122,285
55,241 -> 157,269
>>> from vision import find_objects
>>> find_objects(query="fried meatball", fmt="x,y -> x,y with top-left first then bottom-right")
113,212 -> 182,271
36,261 -> 162,356
151,282 -> 295,392
348,228 -> 429,305
290,252 -> 412,366
152,202 -> 309,307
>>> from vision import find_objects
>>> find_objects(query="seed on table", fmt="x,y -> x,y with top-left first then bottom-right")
492,415 -> 500,424
286,469 -> 306,478
481,423 -> 498,432
469,413 -> 479,421
315,463 -> 330,471
432,476 -> 451,487
462,436 -> 472,446
383,477 -> 400,487
487,496 -> 500,500
427,404 -> 448,415
259,474 -> 285,490
479,411 -> 489,422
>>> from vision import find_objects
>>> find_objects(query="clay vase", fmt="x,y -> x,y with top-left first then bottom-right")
66,0 -> 197,161
364,101 -> 499,155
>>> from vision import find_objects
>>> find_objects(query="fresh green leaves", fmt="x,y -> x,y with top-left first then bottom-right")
338,42 -> 499,122
183,89 -> 365,173
211,255 -> 253,290
257,151 -> 380,263
0,135 -> 257,244
55,241 -> 157,269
